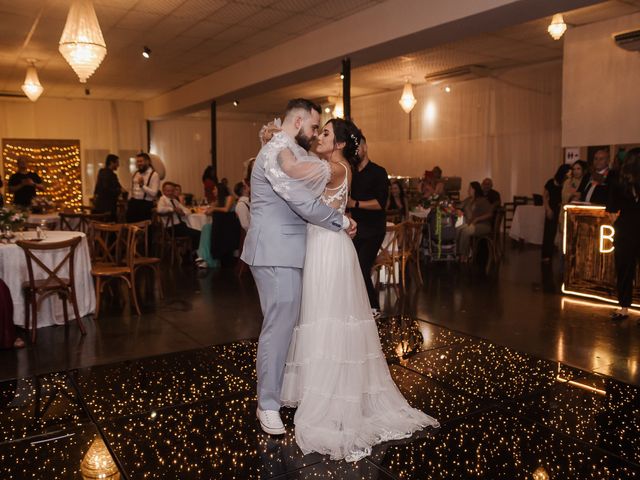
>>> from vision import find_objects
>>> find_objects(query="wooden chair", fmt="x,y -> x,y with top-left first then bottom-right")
16,236 -> 86,343
400,221 -> 424,287
373,224 -> 403,289
154,211 -> 191,265
60,212 -> 110,234
474,207 -> 505,274
90,223 -> 141,318
126,222 -> 163,299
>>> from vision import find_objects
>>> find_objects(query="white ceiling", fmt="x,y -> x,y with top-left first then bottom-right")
217,0 -> 640,114
0,0 -> 385,100
1,0 -> 638,107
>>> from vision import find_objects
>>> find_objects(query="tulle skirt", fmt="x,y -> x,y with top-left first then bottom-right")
281,225 -> 439,462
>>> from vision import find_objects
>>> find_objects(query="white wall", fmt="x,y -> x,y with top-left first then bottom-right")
562,12 -> 640,147
0,97 -> 145,202
150,112 -> 267,199
353,61 -> 563,201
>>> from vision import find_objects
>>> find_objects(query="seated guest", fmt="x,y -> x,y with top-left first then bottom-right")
481,178 -> 501,208
9,156 -> 44,208
202,166 -> 218,204
174,183 -> 186,205
206,181 -> 241,267
582,148 -> 611,205
157,182 -> 200,249
386,180 -> 409,222
234,182 -> 251,232
562,160 -> 589,206
542,164 -> 571,262
93,153 -> 122,221
456,182 -> 493,262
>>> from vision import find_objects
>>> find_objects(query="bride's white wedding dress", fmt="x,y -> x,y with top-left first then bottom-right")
281,162 -> 439,462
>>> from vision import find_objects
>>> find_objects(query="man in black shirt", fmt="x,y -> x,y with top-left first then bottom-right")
93,153 -> 122,221
347,136 -> 389,317
8,157 -> 44,208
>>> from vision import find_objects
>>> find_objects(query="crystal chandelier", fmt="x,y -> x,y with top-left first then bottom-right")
59,0 -> 107,83
399,80 -> 417,114
21,63 -> 44,102
547,13 -> 567,40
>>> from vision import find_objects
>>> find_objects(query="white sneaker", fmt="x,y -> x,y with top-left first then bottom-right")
371,308 -> 381,319
256,407 -> 285,435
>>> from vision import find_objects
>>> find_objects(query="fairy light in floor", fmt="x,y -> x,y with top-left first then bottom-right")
2,143 -> 82,207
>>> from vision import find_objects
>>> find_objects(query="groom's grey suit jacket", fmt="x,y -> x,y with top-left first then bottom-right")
240,136 -> 344,268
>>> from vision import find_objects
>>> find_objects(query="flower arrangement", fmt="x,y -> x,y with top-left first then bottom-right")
31,196 -> 54,214
0,206 -> 28,231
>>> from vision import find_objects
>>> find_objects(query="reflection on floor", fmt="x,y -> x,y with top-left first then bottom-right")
1,316 -> 639,479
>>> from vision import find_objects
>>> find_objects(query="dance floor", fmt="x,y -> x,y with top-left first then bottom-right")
1,314 -> 639,479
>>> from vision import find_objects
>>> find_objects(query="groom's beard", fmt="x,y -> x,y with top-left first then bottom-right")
295,129 -> 313,151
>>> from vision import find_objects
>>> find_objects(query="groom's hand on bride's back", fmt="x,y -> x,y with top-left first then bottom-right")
347,217 -> 357,238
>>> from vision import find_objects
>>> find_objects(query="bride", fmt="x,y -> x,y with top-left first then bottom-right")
279,118 -> 439,462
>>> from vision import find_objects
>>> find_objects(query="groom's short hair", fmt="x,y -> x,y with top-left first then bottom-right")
285,98 -> 321,116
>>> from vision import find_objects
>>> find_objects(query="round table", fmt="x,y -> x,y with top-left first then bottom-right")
509,205 -> 545,245
0,231 -> 95,328
186,212 -> 211,231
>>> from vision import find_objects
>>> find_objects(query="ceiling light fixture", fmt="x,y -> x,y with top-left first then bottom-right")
324,106 -> 331,114
233,100 -> 239,107
21,62 -> 44,102
142,46 -> 151,59
547,13 -> 567,40
398,79 -> 417,114
333,98 -> 344,119
444,85 -> 451,93
59,0 -> 107,83
339,73 -> 344,80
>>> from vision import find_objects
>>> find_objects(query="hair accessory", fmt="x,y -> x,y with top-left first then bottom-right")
350,133 -> 360,148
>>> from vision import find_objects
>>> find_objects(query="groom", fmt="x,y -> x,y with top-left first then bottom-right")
241,98 -> 357,435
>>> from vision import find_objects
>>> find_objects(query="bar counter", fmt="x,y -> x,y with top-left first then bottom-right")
562,204 -> 640,307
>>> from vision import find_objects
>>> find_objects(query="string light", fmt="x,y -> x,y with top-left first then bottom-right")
2,143 -> 83,208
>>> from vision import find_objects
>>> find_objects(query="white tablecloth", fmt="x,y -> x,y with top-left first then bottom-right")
28,213 -> 60,229
410,208 -> 430,219
509,205 -> 545,245
186,213 -> 211,231
0,231 -> 96,328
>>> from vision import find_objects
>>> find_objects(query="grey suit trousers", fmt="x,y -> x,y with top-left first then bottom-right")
250,265 -> 303,411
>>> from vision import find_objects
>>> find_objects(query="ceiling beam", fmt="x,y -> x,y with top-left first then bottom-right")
144,0 -> 600,119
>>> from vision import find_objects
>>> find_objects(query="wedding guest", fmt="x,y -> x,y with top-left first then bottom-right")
347,135 -> 389,318
542,164 -> 571,262
481,178 -> 501,208
0,279 -> 25,349
456,182 -> 493,262
244,158 -> 256,187
126,152 -> 159,223
606,148 -> 640,321
157,182 -> 200,249
202,166 -> 218,203
93,153 -> 122,221
582,148 -> 611,205
386,180 -> 408,222
561,160 -> 589,206
234,181 -> 251,232
207,181 -> 241,267
174,183 -> 186,205
8,157 -> 44,208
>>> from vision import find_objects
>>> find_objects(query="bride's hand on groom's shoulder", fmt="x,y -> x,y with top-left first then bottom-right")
259,121 -> 282,145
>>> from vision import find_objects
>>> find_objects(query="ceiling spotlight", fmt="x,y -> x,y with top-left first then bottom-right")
324,106 -> 331,114
340,73 -> 344,80
233,100 -> 239,107
547,13 -> 567,40
142,46 -> 151,59
444,85 -> 451,93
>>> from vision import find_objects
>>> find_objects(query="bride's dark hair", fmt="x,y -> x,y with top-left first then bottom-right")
325,118 -> 363,171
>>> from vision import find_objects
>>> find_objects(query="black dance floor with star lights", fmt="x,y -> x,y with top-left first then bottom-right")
1,315 -> 639,479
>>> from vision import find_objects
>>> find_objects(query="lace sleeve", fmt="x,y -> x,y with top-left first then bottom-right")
264,133 -> 330,201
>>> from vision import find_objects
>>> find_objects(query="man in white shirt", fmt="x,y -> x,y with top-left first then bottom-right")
157,182 -> 200,248
126,152 -> 160,222
582,148 -> 611,205
234,182 -> 250,231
